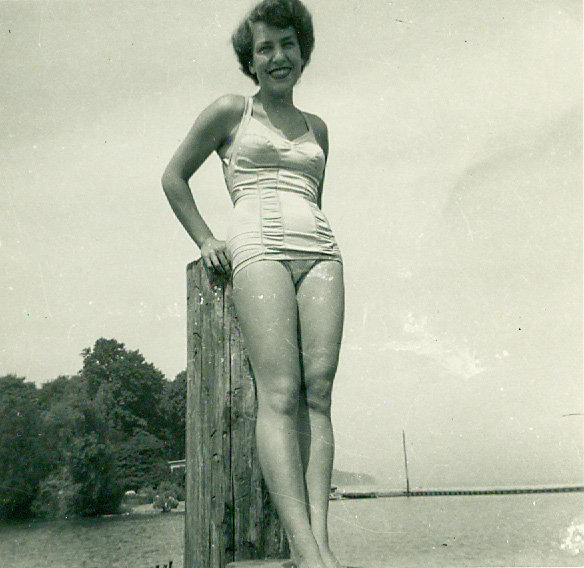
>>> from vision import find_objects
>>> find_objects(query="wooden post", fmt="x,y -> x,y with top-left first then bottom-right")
185,259 -> 290,568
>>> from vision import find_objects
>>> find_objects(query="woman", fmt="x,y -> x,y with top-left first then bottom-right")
162,2 -> 344,567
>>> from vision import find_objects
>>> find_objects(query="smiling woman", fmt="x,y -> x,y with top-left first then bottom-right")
249,25 -> 304,94
161,1 -> 345,568
232,0 -> 315,84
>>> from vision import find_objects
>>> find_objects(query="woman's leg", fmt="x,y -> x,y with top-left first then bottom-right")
296,260 -> 345,568
232,261 -> 325,568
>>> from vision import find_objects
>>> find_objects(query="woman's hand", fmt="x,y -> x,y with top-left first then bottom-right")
201,237 -> 231,274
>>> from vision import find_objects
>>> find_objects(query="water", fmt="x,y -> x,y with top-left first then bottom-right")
0,493 -> 581,567
328,492 -> 583,567
0,513 -> 183,568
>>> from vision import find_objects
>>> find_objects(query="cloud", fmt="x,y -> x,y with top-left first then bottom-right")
392,313 -> 486,379
350,312 -> 485,380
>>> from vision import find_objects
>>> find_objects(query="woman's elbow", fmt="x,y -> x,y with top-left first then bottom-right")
161,168 -> 181,195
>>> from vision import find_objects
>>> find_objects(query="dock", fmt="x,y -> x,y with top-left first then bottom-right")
335,485 -> 584,499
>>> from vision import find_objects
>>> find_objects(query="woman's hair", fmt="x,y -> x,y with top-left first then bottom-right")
232,0 -> 315,84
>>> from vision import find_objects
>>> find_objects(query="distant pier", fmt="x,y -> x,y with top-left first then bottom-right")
334,485 -> 584,499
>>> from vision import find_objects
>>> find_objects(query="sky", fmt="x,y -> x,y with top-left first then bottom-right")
0,0 -> 582,489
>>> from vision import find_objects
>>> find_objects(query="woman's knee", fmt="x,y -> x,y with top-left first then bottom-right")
257,374 -> 301,416
303,361 -> 337,414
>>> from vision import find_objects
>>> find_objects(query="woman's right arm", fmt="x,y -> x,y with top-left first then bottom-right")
161,94 -> 244,272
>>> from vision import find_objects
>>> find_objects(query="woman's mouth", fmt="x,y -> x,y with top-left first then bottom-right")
269,67 -> 292,79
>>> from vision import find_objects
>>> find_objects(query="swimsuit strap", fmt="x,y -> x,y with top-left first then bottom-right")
300,111 -> 312,135
242,95 -> 253,128
223,96 -> 253,171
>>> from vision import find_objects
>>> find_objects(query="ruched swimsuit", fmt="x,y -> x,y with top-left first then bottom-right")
220,96 -> 342,283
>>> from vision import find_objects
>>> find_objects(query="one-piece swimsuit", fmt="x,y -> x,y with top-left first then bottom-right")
220,96 -> 342,283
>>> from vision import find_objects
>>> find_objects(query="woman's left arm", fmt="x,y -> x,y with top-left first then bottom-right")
306,113 -> 329,209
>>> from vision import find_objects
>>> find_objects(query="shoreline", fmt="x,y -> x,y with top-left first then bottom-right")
4,489 -> 581,525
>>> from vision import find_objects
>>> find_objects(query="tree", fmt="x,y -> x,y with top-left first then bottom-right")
80,338 -> 166,438
113,430 -> 170,492
31,469 -> 78,519
34,375 -> 124,518
0,339 -> 174,520
160,370 -> 187,460
38,375 -> 74,410
67,432 -> 124,516
0,375 -> 53,519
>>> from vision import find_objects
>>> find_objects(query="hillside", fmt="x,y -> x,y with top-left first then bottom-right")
331,469 -> 377,487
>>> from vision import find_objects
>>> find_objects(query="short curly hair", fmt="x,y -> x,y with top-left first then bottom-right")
232,0 -> 315,84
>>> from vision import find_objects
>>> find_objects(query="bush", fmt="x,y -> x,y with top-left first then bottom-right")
68,434 -> 125,516
153,493 -> 178,513
156,481 -> 184,501
152,481 -> 183,513
153,490 -> 179,513
31,470 -> 78,519
137,485 -> 155,503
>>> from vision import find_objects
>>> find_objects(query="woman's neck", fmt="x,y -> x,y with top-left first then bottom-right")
255,88 -> 295,111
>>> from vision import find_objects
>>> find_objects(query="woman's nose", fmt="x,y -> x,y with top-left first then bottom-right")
272,45 -> 286,62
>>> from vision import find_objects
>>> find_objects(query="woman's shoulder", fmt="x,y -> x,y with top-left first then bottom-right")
197,95 -> 247,153
204,94 -> 247,128
302,111 -> 328,134
302,111 -> 328,156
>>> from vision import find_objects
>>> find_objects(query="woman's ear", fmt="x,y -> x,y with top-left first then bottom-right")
249,61 -> 256,77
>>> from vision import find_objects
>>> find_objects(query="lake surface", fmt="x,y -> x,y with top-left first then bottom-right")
0,492 -> 582,567
329,492 -> 583,567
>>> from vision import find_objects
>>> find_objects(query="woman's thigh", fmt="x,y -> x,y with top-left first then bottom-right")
232,260 -> 302,405
296,261 -> 345,386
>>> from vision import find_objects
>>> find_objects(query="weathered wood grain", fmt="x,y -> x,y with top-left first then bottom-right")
185,259 -> 289,568
185,260 -> 202,567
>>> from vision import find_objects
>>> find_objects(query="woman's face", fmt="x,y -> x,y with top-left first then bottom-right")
249,22 -> 304,95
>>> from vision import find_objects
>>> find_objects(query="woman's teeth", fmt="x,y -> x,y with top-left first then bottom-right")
269,68 -> 291,79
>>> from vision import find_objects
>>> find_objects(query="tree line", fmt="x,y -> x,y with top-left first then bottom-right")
0,338 -> 186,521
